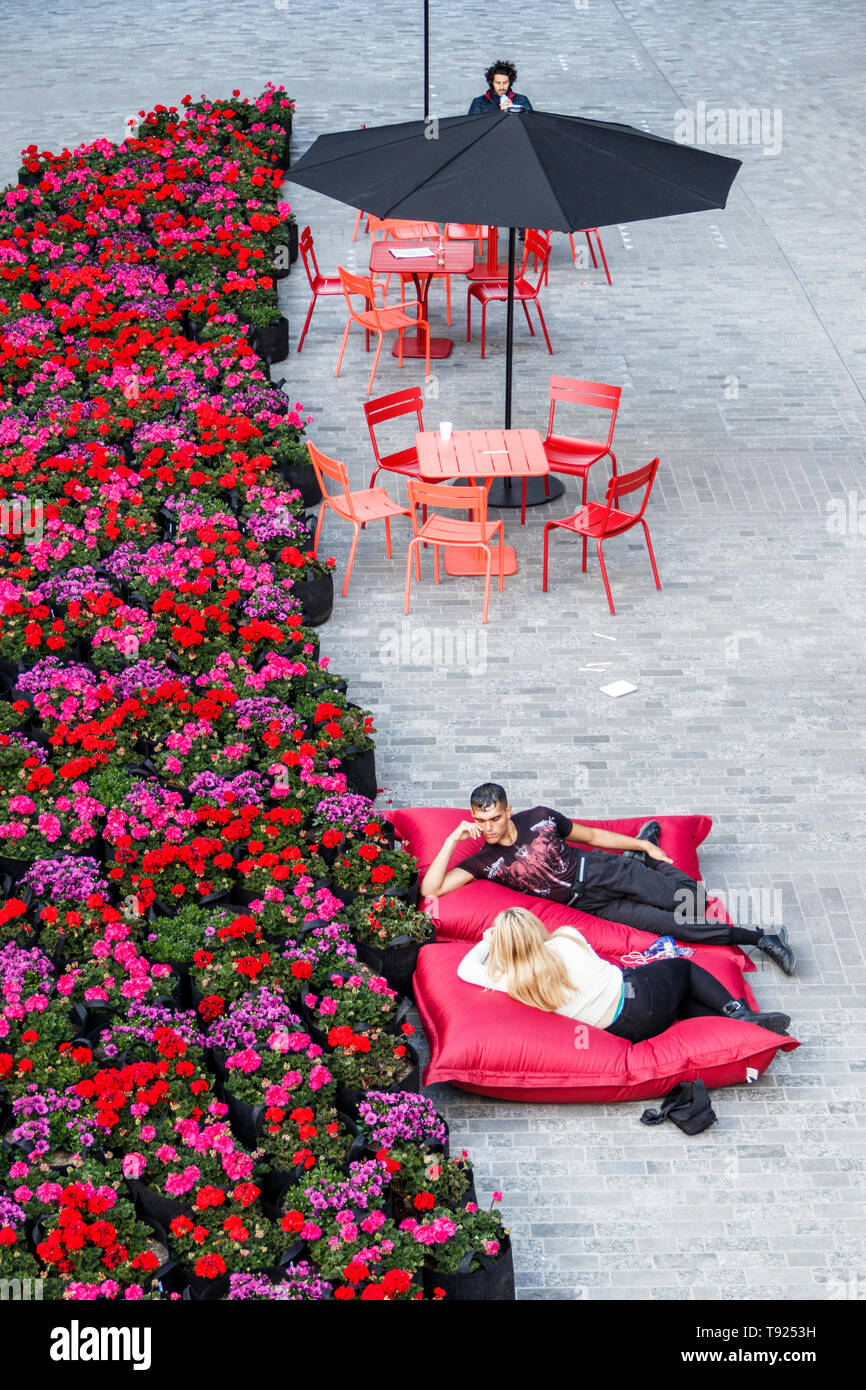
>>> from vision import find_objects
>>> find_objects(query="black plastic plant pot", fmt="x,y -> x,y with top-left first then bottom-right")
340,745 -> 377,801
381,880 -> 420,908
146,952 -> 193,1009
421,1234 -> 515,1302
0,854 -> 34,884
126,1177 -> 194,1233
226,884 -> 260,908
335,1043 -> 420,1122
222,1088 -> 267,1150
296,569 -> 334,627
0,657 -> 22,682
278,459 -> 323,509
259,1166 -> 302,1220
252,315 -> 289,364
355,936 -> 421,1002
288,220 -> 298,262
182,1272 -> 230,1301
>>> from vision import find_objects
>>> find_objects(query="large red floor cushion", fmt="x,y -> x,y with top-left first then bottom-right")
415,941 -> 799,1104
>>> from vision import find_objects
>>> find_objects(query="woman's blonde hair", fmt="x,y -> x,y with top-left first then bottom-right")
485,906 -> 575,1012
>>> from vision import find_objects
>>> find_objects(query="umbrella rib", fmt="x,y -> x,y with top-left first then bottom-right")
555,123 -> 740,212
509,116 -> 574,230
382,118 -> 518,218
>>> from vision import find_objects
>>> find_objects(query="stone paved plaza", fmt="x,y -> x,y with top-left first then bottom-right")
2,0 -> 864,1302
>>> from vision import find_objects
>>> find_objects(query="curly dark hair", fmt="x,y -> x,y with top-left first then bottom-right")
484,60 -> 517,90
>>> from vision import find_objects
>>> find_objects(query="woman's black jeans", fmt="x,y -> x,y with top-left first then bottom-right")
605,958 -> 734,1043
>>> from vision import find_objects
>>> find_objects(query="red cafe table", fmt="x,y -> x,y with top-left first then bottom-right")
414,427 -> 549,575
369,238 -> 475,360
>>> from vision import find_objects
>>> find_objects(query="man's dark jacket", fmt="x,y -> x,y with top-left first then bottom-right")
467,89 -> 533,115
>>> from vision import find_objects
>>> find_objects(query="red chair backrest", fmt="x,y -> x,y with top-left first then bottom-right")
548,376 -> 621,448
522,230 -> 551,289
338,266 -> 377,318
364,387 -> 424,469
407,479 -> 490,529
598,458 -> 659,531
299,226 -> 319,288
306,440 -> 356,516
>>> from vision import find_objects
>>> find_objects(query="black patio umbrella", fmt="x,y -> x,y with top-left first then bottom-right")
287,110 -> 740,497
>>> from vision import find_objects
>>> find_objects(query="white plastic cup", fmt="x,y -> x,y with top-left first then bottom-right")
439,421 -> 453,442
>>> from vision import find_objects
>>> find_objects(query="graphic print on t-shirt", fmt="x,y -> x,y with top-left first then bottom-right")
460,807 -> 583,901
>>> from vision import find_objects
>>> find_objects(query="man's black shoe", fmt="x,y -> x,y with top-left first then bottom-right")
722,999 -> 791,1035
622,820 -> 662,866
756,927 -> 796,976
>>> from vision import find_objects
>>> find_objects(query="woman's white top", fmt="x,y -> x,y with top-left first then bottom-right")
456,926 -> 624,1028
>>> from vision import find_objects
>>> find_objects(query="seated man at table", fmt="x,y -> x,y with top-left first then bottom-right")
468,60 -> 533,115
419,782 -> 796,974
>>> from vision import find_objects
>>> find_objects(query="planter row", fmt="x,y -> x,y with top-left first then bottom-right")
0,85 -> 513,1302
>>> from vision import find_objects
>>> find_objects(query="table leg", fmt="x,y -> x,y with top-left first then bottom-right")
391,269 -> 455,360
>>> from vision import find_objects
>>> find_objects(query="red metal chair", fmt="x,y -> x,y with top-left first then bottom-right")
307,441 -> 411,596
297,227 -> 343,353
466,231 -> 553,359
513,376 -> 621,528
542,458 -> 661,615
364,386 -> 428,490
568,228 -> 612,285
538,376 -> 621,514
335,267 -> 431,396
404,479 -> 505,625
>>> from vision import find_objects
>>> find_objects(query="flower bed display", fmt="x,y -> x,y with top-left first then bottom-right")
0,84 -> 511,1302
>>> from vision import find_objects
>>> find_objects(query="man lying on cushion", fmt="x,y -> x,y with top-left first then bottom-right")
457,906 -> 792,1039
420,782 -> 795,974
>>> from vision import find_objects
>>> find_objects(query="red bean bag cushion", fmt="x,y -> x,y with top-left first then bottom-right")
414,941 -> 799,1103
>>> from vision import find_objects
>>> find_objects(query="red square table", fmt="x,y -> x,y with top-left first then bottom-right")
414,427 -> 549,575
369,239 -> 475,359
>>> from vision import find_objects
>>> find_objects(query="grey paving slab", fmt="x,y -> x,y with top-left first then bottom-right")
2,0 -> 864,1305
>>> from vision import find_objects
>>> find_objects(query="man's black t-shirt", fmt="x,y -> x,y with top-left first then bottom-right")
459,806 -> 583,902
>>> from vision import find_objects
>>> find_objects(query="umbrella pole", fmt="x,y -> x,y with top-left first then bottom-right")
423,0 -> 429,119
504,226 -> 516,429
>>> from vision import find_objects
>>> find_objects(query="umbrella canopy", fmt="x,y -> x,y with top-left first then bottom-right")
287,111 -> 741,426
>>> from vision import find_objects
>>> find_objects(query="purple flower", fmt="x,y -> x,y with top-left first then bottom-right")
357,1092 -> 448,1150
228,1264 -> 332,1301
21,857 -> 111,903
31,567 -> 114,607
114,660 -> 190,700
189,769 -> 268,807
314,794 -> 377,831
